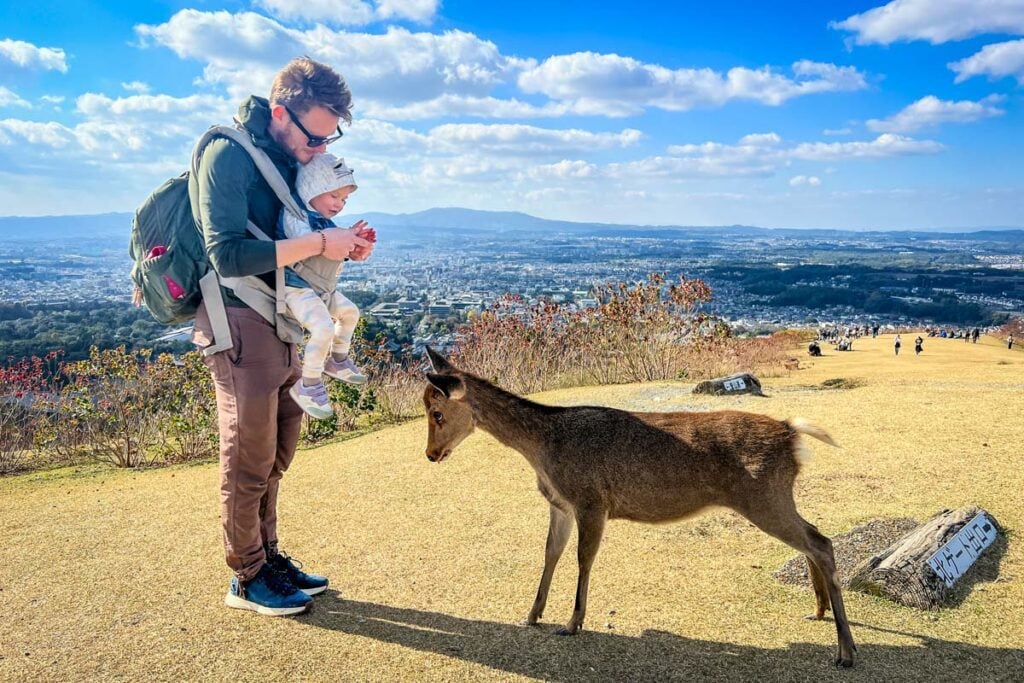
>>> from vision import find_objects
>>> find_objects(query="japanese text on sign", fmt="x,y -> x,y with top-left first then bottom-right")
926,513 -> 998,588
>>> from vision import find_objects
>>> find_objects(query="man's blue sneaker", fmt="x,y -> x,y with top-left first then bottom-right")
268,550 -> 330,596
224,562 -> 312,616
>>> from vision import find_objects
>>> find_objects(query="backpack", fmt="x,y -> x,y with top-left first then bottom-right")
129,171 -> 205,325
130,124 -> 341,355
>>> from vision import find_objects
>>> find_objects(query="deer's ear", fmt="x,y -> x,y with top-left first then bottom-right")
425,347 -> 455,374
426,373 -> 465,400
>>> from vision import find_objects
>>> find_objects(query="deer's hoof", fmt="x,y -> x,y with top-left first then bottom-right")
519,618 -> 540,627
804,612 -> 824,621
554,626 -> 579,636
834,655 -> 855,668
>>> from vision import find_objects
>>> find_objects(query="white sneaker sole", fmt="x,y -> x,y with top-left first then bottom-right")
324,371 -> 367,385
224,591 -> 309,616
288,383 -> 334,420
301,584 -> 328,596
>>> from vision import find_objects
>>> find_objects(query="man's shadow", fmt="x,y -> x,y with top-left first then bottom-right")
299,593 -> 1024,681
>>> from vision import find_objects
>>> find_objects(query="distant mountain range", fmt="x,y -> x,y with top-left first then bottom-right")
1,207 -> 1023,242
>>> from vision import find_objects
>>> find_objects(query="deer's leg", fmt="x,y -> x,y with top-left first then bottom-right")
556,507 -> 606,636
804,525 -> 856,668
523,503 -> 572,626
739,503 -> 856,668
805,556 -> 832,620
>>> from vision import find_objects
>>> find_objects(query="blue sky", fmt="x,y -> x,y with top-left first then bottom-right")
1,0 -> 1023,229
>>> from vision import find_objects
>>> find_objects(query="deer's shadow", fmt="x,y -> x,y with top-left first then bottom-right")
300,592 -> 1024,681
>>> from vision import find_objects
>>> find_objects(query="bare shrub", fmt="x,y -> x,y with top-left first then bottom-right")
362,341 -> 424,422
38,347 -> 167,468
449,274 -> 750,391
587,274 -> 715,383
151,352 -> 218,464
453,296 -> 574,394
1,353 -> 64,475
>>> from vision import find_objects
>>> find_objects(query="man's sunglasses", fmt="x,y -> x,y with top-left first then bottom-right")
284,104 -> 344,148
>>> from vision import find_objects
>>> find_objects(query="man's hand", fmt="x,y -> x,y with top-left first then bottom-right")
321,227 -> 370,261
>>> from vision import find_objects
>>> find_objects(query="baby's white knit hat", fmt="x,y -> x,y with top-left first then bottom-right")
297,153 -> 357,207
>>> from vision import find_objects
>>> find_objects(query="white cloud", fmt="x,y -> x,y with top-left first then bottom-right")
135,10 -> 872,124
737,132 -> 782,146
121,81 -> 151,94
255,0 -> 376,25
790,175 -> 821,187
74,92 -> 234,140
831,0 -> 1024,46
0,86 -> 31,109
0,38 -> 68,72
421,155 -> 520,181
867,95 -> 1006,132
517,53 -> 868,114
427,123 -> 642,153
255,0 -> 439,26
40,95 -> 65,105
610,150 -> 779,179
790,134 -> 943,161
661,132 -> 785,177
526,160 -> 599,180
0,119 -> 75,147
136,12 -> 528,107
647,132 -> 942,178
134,10 -> 307,74
375,0 -> 439,23
949,39 -> 1024,84
362,95 -> 573,120
823,127 -> 852,136
0,90 -> 235,171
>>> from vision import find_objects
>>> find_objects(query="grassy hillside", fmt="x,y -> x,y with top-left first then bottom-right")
2,334 -> 1022,681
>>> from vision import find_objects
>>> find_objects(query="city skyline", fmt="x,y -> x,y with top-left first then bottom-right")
2,0 -> 1023,229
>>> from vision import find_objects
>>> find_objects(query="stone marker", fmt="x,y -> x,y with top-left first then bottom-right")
692,373 -> 763,397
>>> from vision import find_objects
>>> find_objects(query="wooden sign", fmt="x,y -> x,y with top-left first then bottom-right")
926,512 -> 998,588
848,506 -> 1001,609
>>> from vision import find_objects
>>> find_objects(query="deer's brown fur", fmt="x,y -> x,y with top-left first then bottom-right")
422,348 -> 856,668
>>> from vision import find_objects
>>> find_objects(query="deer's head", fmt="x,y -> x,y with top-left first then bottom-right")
423,347 -> 475,462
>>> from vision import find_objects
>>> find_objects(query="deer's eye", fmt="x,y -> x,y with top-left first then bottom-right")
433,411 -> 444,425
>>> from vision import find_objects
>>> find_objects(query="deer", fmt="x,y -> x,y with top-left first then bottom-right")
421,348 -> 857,667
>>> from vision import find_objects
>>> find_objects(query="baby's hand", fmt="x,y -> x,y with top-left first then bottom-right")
348,219 -> 376,243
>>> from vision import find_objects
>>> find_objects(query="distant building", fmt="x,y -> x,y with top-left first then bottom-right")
368,302 -> 403,320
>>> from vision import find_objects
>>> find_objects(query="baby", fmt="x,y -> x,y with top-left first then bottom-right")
279,153 -> 376,419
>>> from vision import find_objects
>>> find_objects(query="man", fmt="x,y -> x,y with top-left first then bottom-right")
191,57 -> 372,616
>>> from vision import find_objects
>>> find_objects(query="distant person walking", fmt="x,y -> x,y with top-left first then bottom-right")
1009,334 -> 1015,350
972,328 -> 980,343
894,334 -> 902,356
914,336 -> 923,355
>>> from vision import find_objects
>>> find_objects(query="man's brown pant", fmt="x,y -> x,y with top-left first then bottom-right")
194,302 -> 303,580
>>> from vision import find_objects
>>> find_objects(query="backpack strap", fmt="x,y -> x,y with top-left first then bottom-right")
197,270 -> 234,356
200,124 -> 307,221
208,125 -> 341,296
189,123 -> 305,355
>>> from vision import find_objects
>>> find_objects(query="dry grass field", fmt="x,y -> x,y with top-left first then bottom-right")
2,334 -> 1022,682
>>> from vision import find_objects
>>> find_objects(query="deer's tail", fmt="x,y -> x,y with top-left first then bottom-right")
789,417 -> 839,465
